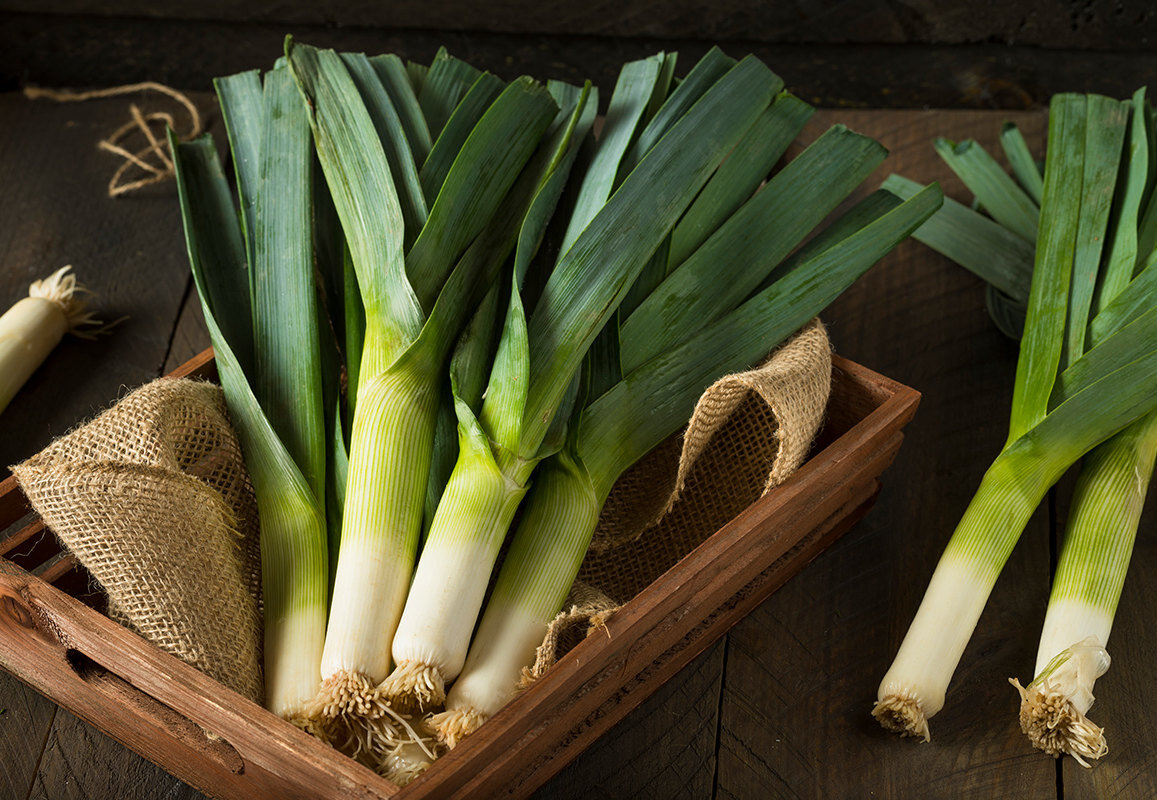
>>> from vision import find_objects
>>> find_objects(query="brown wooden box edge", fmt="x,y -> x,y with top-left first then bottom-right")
0,347 -> 919,800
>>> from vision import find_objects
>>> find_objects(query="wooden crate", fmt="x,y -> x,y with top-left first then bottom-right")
0,348 -> 918,799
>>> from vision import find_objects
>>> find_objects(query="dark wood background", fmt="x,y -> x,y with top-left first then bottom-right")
1,3 -> 1156,798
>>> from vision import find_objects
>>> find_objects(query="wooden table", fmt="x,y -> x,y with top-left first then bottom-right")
1,85 -> 1154,799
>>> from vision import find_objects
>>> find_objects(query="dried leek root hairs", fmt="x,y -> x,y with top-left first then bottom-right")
1011,638 -> 1111,766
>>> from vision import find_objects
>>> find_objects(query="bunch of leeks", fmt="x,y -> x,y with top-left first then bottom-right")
173,39 -> 944,779
385,47 -> 803,715
424,54 -> 944,743
875,91 -> 1157,764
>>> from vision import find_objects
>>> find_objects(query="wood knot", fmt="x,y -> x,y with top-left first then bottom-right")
1,593 -> 36,629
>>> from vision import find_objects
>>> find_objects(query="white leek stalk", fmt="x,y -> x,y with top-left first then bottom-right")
0,266 -> 100,413
874,453 -> 1056,739
431,452 -> 598,745
377,716 -> 440,786
380,82 -> 598,713
171,126 -> 330,721
173,61 -> 333,722
1012,640 -> 1110,766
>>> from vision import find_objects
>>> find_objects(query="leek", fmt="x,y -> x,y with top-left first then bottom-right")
0,266 -> 102,414
171,106 -> 330,723
874,91 -> 1157,746
173,61 -> 333,722
1012,410 -> 1157,765
431,172 -> 944,745
286,41 -> 561,735
384,51 -> 788,713
1009,89 -> 1157,764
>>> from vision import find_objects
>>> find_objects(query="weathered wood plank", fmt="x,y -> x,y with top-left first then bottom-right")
535,641 -> 725,800
0,91 -> 217,474
28,708 -> 204,800
0,673 -> 56,800
714,109 -> 1058,798
161,280 -> 208,376
4,13 -> 1157,113
5,1 -> 1155,50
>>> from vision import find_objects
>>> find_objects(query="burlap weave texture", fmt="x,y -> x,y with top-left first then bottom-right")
525,319 -> 832,680
11,378 -> 263,703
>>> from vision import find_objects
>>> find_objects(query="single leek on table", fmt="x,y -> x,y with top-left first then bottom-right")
875,90 -> 1157,763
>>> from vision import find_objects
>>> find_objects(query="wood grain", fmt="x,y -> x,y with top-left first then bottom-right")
5,13 -> 1157,113
161,283 -> 208,376
0,674 -> 55,800
0,91 -> 217,474
28,707 -> 205,800
538,641 -> 726,800
6,0 -> 1156,49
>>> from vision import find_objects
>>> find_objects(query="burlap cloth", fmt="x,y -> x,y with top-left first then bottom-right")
11,378 -> 263,703
524,318 -> 832,681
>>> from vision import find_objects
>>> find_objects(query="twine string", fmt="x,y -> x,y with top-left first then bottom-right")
23,81 -> 203,197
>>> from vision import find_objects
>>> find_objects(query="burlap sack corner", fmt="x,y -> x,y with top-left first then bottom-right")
10,377 -> 263,703
527,319 -> 832,680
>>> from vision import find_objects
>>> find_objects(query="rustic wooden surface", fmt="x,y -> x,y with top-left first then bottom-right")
0,65 -> 1155,800
5,6 -> 1157,110
6,0 -> 1157,49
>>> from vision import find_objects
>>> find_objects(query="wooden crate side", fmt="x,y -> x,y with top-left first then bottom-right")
0,476 -> 30,530
0,517 -> 48,559
165,347 -> 217,380
0,559 -> 398,800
